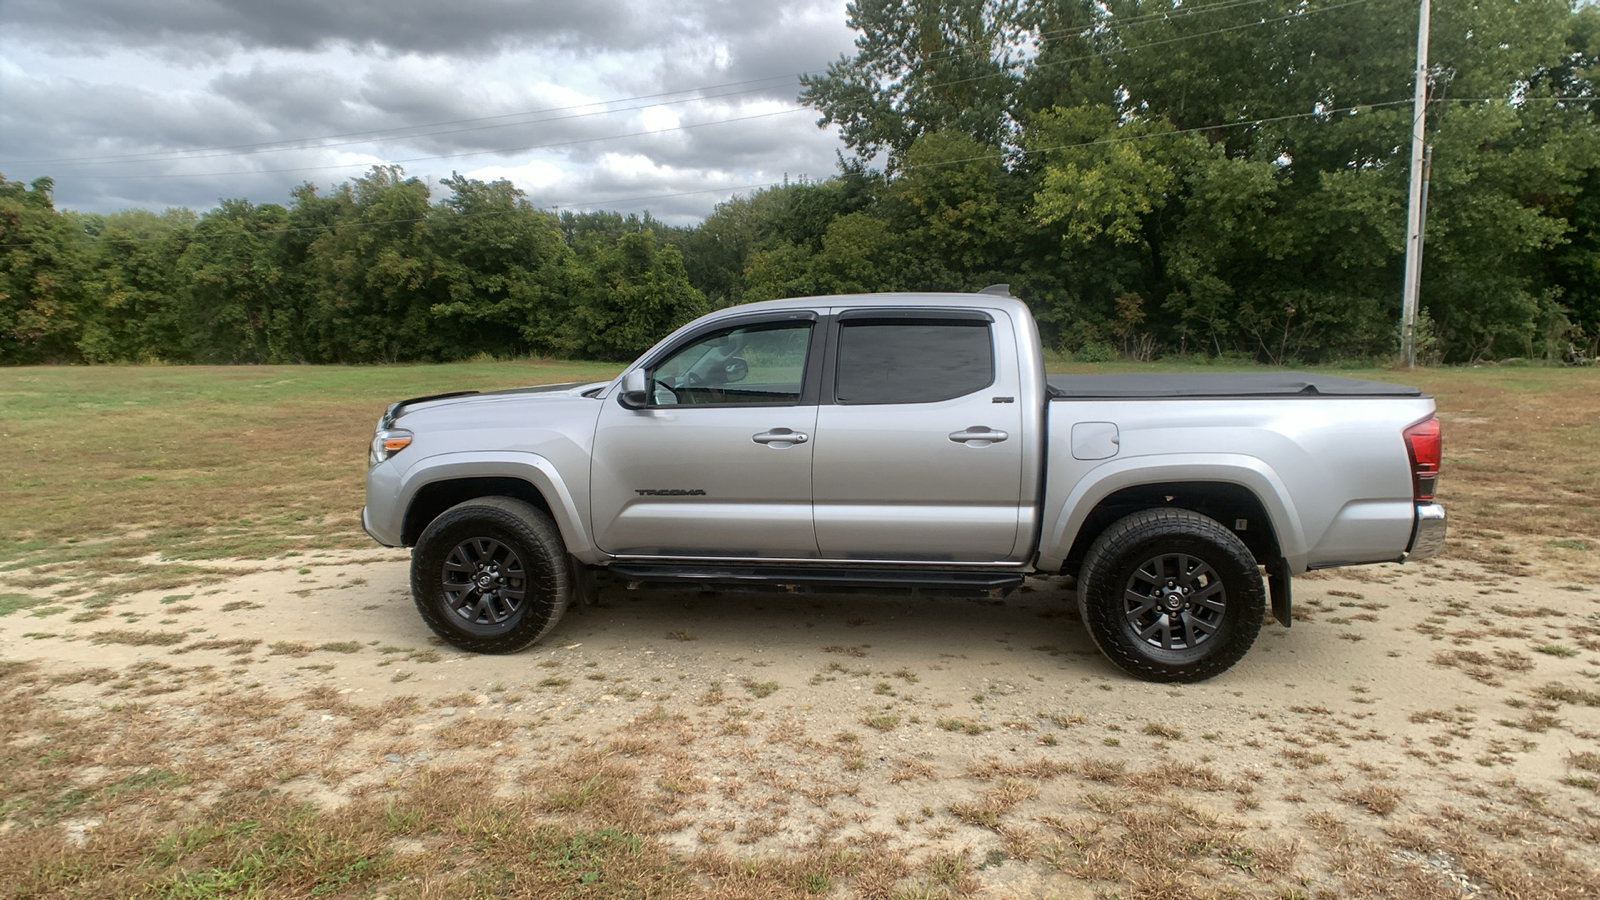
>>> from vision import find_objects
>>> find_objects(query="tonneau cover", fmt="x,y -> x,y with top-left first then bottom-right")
1047,372 -> 1422,399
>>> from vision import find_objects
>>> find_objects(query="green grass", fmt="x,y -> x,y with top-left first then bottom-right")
0,593 -> 46,616
0,360 -> 619,566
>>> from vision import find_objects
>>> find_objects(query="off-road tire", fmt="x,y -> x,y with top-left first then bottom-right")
1077,508 -> 1265,683
411,497 -> 572,653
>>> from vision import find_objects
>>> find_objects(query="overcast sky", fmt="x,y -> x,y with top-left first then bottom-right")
0,0 -> 859,225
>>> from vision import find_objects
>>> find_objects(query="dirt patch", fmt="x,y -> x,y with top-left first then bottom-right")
2,546 -> 1598,897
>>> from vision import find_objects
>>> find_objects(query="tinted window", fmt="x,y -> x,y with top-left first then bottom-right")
835,319 -> 994,404
649,321 -> 811,407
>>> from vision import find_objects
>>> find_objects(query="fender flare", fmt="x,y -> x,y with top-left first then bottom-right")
397,451 -> 597,561
1038,453 -> 1308,573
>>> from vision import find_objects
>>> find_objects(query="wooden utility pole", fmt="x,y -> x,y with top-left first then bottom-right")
1400,0 -> 1431,367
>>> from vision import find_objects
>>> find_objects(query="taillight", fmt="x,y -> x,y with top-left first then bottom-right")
1403,416 -> 1441,501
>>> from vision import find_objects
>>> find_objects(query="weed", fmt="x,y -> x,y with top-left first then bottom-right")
0,593 -> 47,616
741,679 -> 780,699
1535,643 -> 1580,658
90,629 -> 187,646
822,644 -> 870,657
936,718 -> 991,735
1343,784 -> 1403,816
1142,722 -> 1184,740
1538,682 -> 1600,707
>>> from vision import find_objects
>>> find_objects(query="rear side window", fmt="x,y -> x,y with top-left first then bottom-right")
834,319 -> 994,404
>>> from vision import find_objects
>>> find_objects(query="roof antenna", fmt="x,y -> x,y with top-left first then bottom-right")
977,284 -> 1012,297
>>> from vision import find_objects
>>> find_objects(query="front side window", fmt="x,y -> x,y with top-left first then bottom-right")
835,318 -> 994,404
648,321 -> 812,406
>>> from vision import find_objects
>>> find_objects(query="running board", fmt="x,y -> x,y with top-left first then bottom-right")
603,563 -> 1026,597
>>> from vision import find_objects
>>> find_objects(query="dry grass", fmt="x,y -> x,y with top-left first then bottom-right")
1401,367 -> 1600,578
3,364 -> 1600,896
88,629 -> 188,646
947,778 -> 1039,828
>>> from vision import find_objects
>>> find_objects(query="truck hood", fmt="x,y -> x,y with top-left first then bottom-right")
383,381 -> 609,427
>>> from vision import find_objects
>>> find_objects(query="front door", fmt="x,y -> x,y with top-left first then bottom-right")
590,316 -> 821,558
811,309 -> 1027,562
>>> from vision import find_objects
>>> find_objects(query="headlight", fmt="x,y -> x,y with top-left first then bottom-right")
370,428 -> 413,466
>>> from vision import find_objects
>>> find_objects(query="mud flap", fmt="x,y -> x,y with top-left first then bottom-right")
569,556 -> 600,610
1265,558 -> 1291,627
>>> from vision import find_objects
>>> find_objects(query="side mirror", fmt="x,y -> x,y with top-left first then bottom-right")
617,369 -> 648,409
722,356 -> 749,384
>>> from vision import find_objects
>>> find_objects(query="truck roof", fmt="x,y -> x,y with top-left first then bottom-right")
722,291 -> 1034,317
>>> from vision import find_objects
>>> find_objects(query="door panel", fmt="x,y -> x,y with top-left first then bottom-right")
812,311 -> 1027,562
591,405 -> 819,557
590,319 -> 820,558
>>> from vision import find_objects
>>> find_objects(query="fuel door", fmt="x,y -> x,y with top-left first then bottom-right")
1071,422 -> 1120,460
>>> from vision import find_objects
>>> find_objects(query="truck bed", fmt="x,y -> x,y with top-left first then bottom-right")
1047,372 -> 1424,399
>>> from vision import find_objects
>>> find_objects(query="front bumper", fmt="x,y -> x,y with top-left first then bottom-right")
360,506 -> 395,547
1404,503 -> 1447,561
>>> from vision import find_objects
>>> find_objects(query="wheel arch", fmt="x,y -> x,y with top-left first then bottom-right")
398,453 -> 595,558
1040,456 -> 1305,576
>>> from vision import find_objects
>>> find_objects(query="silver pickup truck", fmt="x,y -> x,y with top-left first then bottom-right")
363,291 -> 1446,682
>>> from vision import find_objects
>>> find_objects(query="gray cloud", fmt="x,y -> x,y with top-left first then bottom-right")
2,0 -> 845,57
0,1 -> 857,221
3,0 -> 627,56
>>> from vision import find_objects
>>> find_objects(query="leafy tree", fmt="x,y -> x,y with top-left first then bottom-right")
560,230 -> 707,360
800,0 -> 1031,164
428,174 -> 575,359
71,208 -> 195,363
302,167 -> 435,362
0,176 -> 84,363
177,198 -> 291,363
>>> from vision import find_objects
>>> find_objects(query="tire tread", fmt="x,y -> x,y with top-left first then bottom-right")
410,497 -> 571,654
1077,508 -> 1264,683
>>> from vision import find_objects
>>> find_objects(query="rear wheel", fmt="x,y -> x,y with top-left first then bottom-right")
1077,509 -> 1264,683
411,497 -> 571,653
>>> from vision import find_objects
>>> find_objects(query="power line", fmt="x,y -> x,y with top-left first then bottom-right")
5,0 -> 1338,171
9,80 -> 809,169
11,96 -> 1419,249
898,98 -> 1416,171
81,107 -> 813,180
0,74 -> 805,167
852,0 -> 1383,101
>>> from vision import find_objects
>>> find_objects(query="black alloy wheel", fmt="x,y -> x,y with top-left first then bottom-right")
411,497 -> 572,653
1077,508 -> 1265,683
1121,552 -> 1227,652
441,536 -> 528,631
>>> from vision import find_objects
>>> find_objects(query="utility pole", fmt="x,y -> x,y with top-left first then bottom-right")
1400,0 -> 1431,367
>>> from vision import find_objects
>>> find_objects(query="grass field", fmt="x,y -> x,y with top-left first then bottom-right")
1,358 -> 1598,899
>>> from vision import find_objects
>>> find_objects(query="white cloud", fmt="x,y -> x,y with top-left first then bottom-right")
638,105 -> 682,133
462,158 -> 564,193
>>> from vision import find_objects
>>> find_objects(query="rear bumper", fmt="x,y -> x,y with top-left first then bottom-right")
1404,503 -> 1447,561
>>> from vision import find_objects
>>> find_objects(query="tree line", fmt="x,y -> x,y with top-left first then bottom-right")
3,0 -> 1597,366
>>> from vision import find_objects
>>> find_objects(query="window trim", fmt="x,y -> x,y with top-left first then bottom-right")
639,313 -> 824,409
834,307 -> 995,324
826,312 -> 997,406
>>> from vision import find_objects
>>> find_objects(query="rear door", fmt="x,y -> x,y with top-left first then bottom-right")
811,308 -> 1027,562
590,312 -> 824,558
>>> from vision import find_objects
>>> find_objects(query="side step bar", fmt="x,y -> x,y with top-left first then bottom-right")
603,563 -> 1026,598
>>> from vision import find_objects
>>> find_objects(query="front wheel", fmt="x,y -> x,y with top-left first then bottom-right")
410,497 -> 572,653
1077,509 -> 1265,683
